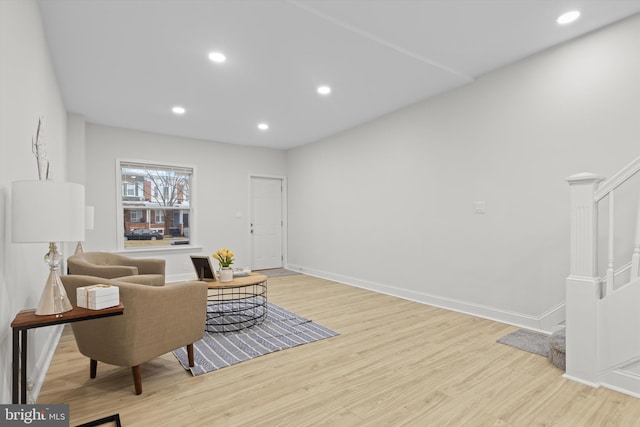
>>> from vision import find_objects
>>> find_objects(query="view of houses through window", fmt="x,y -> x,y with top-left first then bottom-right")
120,161 -> 192,248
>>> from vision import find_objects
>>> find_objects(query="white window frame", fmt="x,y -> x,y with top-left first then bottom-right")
116,159 -> 197,252
123,182 -> 142,198
130,210 -> 143,223
154,210 -> 164,224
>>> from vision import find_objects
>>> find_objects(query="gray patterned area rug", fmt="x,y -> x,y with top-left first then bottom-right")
497,329 -> 550,357
173,302 -> 338,376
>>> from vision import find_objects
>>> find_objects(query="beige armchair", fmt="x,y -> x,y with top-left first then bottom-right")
61,274 -> 208,395
67,251 -> 165,286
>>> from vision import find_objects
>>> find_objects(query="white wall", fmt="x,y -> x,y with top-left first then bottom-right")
2,0 -> 639,405
0,0 -> 70,404
287,14 -> 640,331
83,124 -> 287,280
67,112 -> 86,186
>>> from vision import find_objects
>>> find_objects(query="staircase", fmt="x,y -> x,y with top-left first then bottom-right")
565,155 -> 640,397
548,324 -> 566,371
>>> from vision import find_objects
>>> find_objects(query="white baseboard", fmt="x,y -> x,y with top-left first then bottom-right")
166,272 -> 200,283
600,368 -> 640,398
562,373 -> 601,388
287,263 -> 563,333
537,303 -> 566,332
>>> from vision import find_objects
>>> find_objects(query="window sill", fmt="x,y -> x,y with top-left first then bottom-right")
117,244 -> 203,256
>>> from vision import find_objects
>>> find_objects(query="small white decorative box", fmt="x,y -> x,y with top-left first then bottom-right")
77,284 -> 120,310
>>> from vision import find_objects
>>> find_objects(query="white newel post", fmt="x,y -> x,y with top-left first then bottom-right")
565,172 -> 604,386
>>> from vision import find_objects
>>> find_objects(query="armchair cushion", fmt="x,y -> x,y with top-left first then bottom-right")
113,274 -> 165,287
67,252 -> 165,282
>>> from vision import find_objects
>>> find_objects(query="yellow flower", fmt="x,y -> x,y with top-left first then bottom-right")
213,248 -> 234,268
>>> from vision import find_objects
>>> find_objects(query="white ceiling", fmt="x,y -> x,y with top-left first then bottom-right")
38,1 -> 640,150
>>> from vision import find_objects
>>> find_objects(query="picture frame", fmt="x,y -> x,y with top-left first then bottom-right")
190,255 -> 217,282
76,414 -> 122,427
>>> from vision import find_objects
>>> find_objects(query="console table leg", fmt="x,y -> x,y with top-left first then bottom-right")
20,329 -> 28,404
12,328 -> 19,404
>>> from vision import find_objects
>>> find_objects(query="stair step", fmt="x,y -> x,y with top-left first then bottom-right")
548,327 -> 566,371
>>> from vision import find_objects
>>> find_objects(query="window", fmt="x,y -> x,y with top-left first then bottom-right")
122,180 -> 143,199
119,160 -> 193,249
130,210 -> 143,223
154,210 -> 164,224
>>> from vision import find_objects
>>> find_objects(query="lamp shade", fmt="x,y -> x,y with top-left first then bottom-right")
12,180 -> 85,243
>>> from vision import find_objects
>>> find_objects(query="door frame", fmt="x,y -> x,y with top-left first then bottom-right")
248,174 -> 288,270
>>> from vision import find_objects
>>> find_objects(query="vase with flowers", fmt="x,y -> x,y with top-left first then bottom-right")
213,248 -> 234,282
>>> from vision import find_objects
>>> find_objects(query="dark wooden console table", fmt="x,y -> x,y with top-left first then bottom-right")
11,304 -> 124,404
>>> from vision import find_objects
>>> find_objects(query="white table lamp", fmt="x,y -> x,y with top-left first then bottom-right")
12,180 -> 85,315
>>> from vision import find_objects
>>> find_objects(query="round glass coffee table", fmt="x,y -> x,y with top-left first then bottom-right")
205,273 -> 268,332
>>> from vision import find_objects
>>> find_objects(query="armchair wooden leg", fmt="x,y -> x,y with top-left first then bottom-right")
90,359 -> 97,379
132,365 -> 142,395
187,343 -> 194,367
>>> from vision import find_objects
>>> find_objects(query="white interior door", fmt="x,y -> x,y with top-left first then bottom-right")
250,177 -> 283,270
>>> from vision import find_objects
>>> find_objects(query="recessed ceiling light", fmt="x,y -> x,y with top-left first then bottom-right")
172,106 -> 185,115
258,123 -> 269,131
557,10 -> 580,25
317,85 -> 331,95
208,51 -> 226,63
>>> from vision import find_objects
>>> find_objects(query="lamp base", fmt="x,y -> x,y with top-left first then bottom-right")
35,243 -> 73,316
35,269 -> 73,316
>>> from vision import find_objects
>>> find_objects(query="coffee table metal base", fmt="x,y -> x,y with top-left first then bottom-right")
206,280 -> 267,332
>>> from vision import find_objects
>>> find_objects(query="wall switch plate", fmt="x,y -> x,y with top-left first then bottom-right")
474,201 -> 486,214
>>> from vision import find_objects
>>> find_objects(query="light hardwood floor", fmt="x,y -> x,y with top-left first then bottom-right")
39,275 -> 640,426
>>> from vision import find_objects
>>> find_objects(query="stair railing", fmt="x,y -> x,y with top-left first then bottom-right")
594,155 -> 640,294
565,154 -> 640,386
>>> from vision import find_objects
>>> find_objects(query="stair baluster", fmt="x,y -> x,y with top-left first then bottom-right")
606,191 -> 615,296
